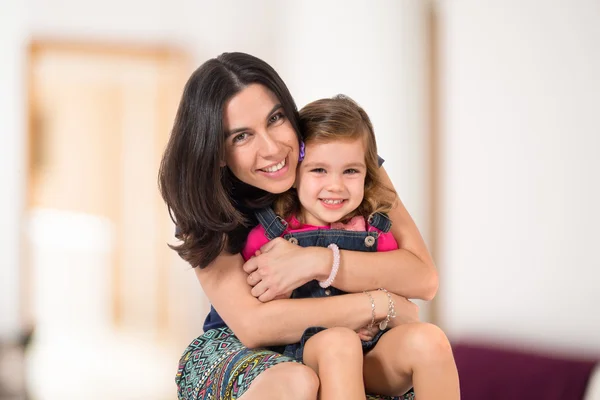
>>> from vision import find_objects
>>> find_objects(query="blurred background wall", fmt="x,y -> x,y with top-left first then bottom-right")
0,0 -> 599,399
436,0 -> 600,353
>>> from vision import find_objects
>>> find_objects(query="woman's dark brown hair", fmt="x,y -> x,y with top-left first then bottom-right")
275,95 -> 397,221
158,52 -> 301,268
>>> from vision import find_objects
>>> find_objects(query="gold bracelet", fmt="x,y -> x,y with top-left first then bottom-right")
363,291 -> 376,329
378,288 -> 396,330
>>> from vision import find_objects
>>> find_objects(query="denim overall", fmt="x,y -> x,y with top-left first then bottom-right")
255,207 -> 393,362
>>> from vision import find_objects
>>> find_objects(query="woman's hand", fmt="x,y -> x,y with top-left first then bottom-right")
243,237 -> 330,302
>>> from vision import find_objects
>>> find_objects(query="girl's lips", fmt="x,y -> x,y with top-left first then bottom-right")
320,199 -> 346,209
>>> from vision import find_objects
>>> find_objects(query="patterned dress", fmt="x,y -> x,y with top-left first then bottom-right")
176,327 -> 415,400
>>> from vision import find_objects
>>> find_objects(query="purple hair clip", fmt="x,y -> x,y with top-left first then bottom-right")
299,141 -> 305,162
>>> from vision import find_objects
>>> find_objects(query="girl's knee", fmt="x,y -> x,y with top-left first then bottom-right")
404,322 -> 453,361
309,327 -> 362,357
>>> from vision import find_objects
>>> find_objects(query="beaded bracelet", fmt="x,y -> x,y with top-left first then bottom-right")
363,291 -> 376,329
318,243 -> 340,288
378,288 -> 397,330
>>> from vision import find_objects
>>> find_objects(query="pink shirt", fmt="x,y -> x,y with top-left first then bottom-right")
242,215 -> 398,261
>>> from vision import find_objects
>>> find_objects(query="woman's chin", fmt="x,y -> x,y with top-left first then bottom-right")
255,176 -> 295,194
266,180 -> 295,194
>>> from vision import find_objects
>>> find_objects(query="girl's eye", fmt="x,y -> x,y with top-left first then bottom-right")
232,132 -> 249,143
268,112 -> 285,124
311,168 -> 326,174
344,168 -> 360,174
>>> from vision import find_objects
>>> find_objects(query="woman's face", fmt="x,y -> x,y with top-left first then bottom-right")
223,84 -> 299,193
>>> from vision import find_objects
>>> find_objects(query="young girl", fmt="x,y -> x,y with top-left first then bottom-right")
241,95 -> 460,399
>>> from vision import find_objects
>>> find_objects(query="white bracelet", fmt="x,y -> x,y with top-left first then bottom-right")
319,243 -> 340,288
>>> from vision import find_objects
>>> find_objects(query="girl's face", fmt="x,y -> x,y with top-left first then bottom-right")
223,84 -> 299,193
295,137 -> 367,226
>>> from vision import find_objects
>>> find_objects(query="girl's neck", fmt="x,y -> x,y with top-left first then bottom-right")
298,210 -> 328,227
297,209 -> 358,227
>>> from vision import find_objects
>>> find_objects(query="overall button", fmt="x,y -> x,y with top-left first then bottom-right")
324,289 -> 331,296
288,237 -> 299,245
364,236 -> 376,247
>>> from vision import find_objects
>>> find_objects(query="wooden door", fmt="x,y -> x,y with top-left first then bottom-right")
25,41 -> 202,399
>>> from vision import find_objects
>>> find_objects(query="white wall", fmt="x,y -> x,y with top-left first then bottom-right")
437,0 -> 600,353
0,0 -> 27,340
29,0 -> 173,42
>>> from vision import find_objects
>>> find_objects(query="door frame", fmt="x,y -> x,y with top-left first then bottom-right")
23,39 -> 190,337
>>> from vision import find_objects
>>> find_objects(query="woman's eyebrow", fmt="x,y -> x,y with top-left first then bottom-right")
266,103 -> 283,118
226,104 -> 283,137
226,127 -> 247,138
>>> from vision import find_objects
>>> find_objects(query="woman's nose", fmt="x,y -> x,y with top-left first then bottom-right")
257,131 -> 280,158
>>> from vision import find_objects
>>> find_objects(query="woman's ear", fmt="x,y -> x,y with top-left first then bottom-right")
220,160 -> 227,167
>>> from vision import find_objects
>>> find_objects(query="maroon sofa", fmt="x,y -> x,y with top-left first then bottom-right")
452,342 -> 599,400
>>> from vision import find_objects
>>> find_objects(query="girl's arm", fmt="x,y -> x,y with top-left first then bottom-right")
196,250 -> 419,348
245,166 -> 438,301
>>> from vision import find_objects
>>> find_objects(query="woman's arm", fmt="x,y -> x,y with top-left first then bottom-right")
245,167 -> 438,301
196,251 -> 419,348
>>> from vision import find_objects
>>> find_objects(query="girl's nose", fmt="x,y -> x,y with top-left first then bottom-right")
326,174 -> 344,192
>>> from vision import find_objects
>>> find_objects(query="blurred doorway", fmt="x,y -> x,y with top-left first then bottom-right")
24,41 -> 191,399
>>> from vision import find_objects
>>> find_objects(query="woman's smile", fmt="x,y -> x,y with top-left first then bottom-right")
258,157 -> 287,174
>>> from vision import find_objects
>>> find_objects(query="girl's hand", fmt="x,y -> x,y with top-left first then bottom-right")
357,325 -> 380,342
243,238 -> 329,302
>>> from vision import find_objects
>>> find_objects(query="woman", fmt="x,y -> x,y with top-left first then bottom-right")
159,52 -> 455,400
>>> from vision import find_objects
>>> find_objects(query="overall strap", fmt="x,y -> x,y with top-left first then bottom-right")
254,207 -> 288,240
367,212 -> 392,233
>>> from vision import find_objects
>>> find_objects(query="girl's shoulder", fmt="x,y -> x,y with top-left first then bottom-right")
375,229 -> 398,251
241,224 -> 270,260
366,212 -> 398,251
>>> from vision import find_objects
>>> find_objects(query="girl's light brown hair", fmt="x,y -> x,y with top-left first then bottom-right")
275,94 -> 397,221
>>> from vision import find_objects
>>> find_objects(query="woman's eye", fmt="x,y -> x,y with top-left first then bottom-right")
344,168 -> 360,174
311,168 -> 326,174
268,112 -> 285,124
232,132 -> 249,143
